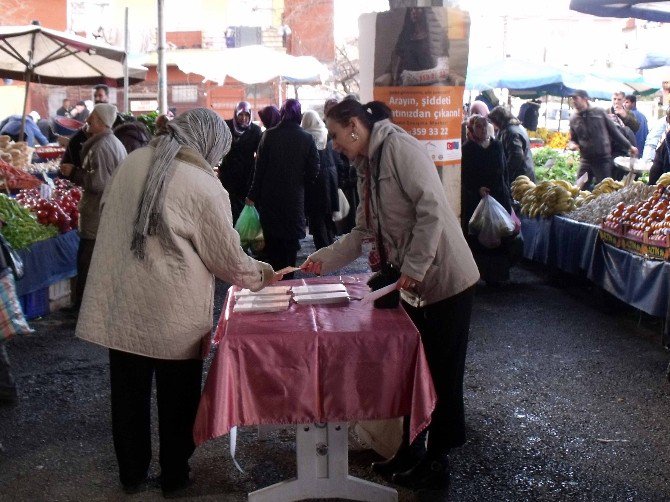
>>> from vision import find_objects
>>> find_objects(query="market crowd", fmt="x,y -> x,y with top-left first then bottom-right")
3,81 -> 670,501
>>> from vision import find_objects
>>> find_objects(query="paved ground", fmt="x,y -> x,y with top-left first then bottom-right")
1,239 -> 670,501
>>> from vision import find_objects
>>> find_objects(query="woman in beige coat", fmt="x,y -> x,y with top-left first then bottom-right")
76,108 -> 280,496
302,100 -> 479,495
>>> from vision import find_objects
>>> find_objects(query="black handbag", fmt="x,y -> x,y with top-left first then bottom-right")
0,233 -> 23,280
367,262 -> 401,308
365,138 -> 401,309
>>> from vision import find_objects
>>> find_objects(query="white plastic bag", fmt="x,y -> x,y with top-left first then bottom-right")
332,188 -> 350,222
468,195 -> 515,249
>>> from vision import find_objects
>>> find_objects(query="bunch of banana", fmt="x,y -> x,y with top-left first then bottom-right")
574,190 -> 594,208
518,181 -> 577,218
656,172 -> 670,187
511,175 -> 535,201
513,176 -> 580,217
591,177 -> 623,196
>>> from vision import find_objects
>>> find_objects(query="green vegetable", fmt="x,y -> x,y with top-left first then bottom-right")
0,194 -> 58,249
533,147 -> 580,182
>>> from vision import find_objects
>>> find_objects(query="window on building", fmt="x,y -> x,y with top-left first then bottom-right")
171,85 -> 198,103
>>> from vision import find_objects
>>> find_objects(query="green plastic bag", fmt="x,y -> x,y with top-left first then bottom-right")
234,205 -> 263,251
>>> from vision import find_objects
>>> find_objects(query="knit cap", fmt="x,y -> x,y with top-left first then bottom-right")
92,103 -> 117,128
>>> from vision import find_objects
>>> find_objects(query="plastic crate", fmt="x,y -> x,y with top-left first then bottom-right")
20,287 -> 49,320
49,279 -> 72,312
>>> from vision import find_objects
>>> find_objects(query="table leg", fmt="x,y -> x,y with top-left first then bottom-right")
248,422 -> 397,502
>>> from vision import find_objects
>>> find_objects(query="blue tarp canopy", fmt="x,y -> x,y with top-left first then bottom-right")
570,0 -> 670,23
466,59 -> 660,99
466,59 -> 563,92
638,51 -> 670,70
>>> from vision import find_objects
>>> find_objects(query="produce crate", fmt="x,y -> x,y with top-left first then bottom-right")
19,287 -> 49,320
598,228 -> 622,248
48,279 -> 72,312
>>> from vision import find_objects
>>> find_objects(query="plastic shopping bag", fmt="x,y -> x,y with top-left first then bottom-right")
234,205 -> 263,251
468,195 -> 515,249
332,189 -> 350,222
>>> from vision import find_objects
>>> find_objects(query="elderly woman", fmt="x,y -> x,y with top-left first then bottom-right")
461,114 -> 514,285
302,100 -> 479,494
76,109 -> 280,496
301,110 -> 339,249
488,105 -> 536,183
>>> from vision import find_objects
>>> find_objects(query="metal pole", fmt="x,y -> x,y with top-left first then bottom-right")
19,72 -> 31,143
19,29 -> 37,142
157,0 -> 168,114
278,76 -> 283,105
123,7 -> 129,114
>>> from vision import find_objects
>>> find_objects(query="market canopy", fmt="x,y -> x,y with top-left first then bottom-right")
466,59 -> 660,99
570,0 -> 670,22
0,22 -> 147,140
147,45 -> 329,85
465,59 -> 563,92
0,23 -> 147,86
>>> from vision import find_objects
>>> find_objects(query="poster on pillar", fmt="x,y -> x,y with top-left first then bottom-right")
371,7 -> 469,168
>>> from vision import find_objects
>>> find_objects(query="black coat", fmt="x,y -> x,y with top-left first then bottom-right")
248,121 -> 320,240
461,138 -> 512,232
649,133 -> 670,185
498,124 -> 535,183
219,120 -> 262,199
306,140 -> 339,215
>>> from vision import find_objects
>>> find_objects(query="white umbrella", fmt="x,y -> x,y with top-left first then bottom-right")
0,22 -> 147,140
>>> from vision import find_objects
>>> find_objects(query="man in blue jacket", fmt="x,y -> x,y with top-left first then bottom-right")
0,114 -> 49,146
624,94 -> 648,157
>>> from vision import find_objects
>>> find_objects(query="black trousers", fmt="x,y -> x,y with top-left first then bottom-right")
229,195 -> 245,227
402,285 -> 475,453
263,234 -> 300,280
109,349 -> 203,488
308,213 -> 336,250
75,237 -> 96,308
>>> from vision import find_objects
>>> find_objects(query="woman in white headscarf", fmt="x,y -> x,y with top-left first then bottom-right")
301,110 -> 339,249
76,108 -> 281,496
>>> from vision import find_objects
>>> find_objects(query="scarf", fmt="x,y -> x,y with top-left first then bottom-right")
130,108 -> 232,259
231,101 -> 252,136
300,110 -> 328,150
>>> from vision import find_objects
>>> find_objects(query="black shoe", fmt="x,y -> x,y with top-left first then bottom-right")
372,447 -> 424,477
0,390 -> 18,405
161,474 -> 194,498
121,476 -> 156,494
392,455 -> 450,491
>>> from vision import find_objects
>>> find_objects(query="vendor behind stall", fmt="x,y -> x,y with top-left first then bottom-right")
0,114 -> 49,146
568,89 -> 637,186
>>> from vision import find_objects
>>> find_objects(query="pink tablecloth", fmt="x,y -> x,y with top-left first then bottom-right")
193,274 -> 436,446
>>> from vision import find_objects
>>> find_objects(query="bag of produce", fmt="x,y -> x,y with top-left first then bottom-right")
468,195 -> 515,249
234,205 -> 263,251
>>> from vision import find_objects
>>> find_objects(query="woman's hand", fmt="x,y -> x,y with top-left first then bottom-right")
397,273 -> 420,291
479,186 -> 490,198
300,258 -> 323,275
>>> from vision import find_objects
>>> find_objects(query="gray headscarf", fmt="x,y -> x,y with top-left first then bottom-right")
131,108 -> 232,259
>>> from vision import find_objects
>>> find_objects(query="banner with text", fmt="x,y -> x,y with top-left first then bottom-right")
372,7 -> 470,167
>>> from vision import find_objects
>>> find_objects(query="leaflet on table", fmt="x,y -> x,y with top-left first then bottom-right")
291,284 -> 347,295
293,291 -> 350,305
232,298 -> 290,313
234,285 -> 290,297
